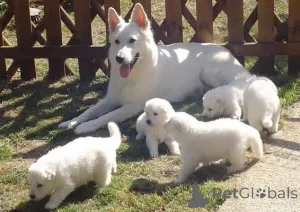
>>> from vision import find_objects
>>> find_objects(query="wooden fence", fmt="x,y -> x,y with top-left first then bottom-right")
0,0 -> 300,81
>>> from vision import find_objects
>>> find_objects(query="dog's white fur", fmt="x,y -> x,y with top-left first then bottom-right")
201,76 -> 256,120
243,77 -> 281,133
58,3 -> 249,134
27,122 -> 121,209
201,85 -> 244,120
164,112 -> 263,184
136,98 -> 180,158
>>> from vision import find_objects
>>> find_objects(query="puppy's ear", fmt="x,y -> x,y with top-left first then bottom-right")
216,97 -> 224,105
108,7 -> 124,32
130,3 -> 150,29
44,168 -> 56,181
172,121 -> 182,133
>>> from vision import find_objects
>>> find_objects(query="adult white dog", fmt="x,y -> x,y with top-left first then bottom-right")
27,122 -> 121,209
136,98 -> 180,158
58,3 -> 249,134
164,112 -> 263,184
243,77 -> 281,133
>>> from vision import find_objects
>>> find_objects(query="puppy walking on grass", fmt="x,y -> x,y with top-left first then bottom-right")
136,98 -> 180,158
164,112 -> 264,184
27,122 -> 121,210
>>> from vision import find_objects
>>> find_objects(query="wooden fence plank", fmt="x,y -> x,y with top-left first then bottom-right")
74,0 -> 94,80
227,0 -> 244,65
258,0 -> 275,76
13,0 -> 36,80
0,22 -> 6,78
165,0 -> 182,43
44,0 -> 65,80
2,43 -> 300,58
288,0 -> 300,75
196,0 -> 213,42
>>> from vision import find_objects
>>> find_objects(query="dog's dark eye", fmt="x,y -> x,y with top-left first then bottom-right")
154,112 -> 158,116
208,108 -> 212,111
115,39 -> 120,44
129,38 -> 136,43
37,184 -> 43,188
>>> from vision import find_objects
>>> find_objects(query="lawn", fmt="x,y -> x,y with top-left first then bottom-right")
0,0 -> 299,212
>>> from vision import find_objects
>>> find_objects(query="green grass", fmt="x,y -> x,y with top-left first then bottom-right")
0,0 -> 299,211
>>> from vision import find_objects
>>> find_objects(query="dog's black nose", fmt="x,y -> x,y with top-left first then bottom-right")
147,119 -> 151,125
30,194 -> 35,200
116,56 -> 125,64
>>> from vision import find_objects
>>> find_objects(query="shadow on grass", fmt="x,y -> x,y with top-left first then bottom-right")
0,76 -> 108,143
129,158 -> 261,195
10,181 -> 98,212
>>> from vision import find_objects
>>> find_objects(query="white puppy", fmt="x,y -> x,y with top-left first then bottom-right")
201,85 -> 244,120
136,98 -> 180,158
27,122 -> 121,209
201,76 -> 256,120
164,112 -> 263,184
243,77 -> 281,133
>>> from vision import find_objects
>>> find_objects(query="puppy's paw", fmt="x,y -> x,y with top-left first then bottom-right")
58,120 -> 78,129
150,151 -> 159,158
74,122 -> 98,134
45,201 -> 60,210
170,148 -> 180,156
136,134 -> 144,140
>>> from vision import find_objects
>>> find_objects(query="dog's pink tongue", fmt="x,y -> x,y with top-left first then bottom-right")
120,64 -> 131,78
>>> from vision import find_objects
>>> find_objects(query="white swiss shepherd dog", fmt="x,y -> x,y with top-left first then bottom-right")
59,3 -> 250,134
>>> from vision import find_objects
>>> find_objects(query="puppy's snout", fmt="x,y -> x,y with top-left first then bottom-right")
30,194 -> 35,200
147,119 -> 151,125
116,56 -> 125,64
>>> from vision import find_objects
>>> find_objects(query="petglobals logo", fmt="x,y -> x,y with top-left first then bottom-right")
212,187 -> 298,199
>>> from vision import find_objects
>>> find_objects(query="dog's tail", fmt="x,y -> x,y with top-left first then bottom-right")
261,116 -> 273,129
248,130 -> 264,159
108,122 -> 122,149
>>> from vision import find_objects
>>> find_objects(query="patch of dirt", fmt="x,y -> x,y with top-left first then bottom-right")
218,101 -> 300,212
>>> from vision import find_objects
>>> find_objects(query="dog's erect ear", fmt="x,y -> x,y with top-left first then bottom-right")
108,7 -> 123,32
130,3 -> 150,29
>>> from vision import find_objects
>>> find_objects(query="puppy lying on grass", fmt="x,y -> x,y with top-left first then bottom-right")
136,98 -> 180,158
164,112 -> 263,184
27,122 -> 121,209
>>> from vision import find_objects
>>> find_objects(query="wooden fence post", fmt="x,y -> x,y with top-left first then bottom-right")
196,0 -> 213,43
227,0 -> 244,65
74,0 -> 94,80
13,0 -> 36,80
288,0 -> 300,75
44,0 -> 65,80
104,0 -> 120,42
0,22 -> 6,78
166,0 -> 183,43
258,0 -> 275,76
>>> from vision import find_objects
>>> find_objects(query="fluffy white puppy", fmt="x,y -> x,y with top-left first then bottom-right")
243,77 -> 281,133
164,112 -> 264,184
201,76 -> 256,120
201,85 -> 244,120
136,98 -> 180,158
27,122 -> 121,209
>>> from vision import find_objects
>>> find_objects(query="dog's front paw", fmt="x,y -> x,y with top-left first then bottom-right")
74,122 -> 98,134
45,201 -> 60,210
58,120 -> 78,129
150,151 -> 159,158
